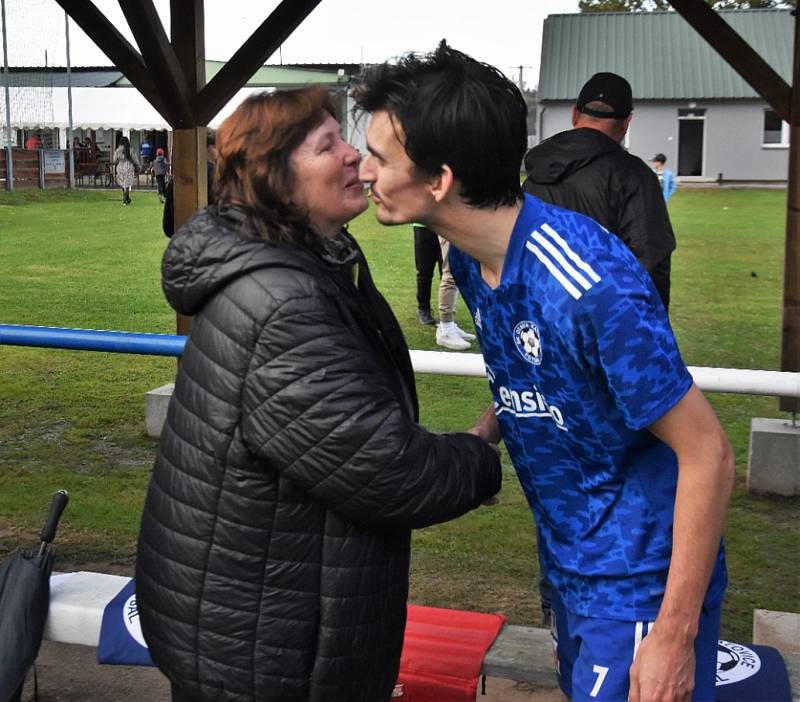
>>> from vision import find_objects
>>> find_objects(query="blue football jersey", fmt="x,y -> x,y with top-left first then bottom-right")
449,194 -> 726,620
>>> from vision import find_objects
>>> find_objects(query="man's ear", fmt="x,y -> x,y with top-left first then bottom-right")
622,113 -> 633,133
571,105 -> 580,127
430,164 -> 455,203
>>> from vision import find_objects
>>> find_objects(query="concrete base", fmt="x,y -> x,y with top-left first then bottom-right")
753,609 -> 800,702
747,418 -> 800,496
145,382 -> 174,438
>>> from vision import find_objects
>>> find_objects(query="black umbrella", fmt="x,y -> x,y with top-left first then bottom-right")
0,490 -> 69,702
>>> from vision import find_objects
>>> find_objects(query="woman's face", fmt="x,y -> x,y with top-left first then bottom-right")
289,113 -> 367,237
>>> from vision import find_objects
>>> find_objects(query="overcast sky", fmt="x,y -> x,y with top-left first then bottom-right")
7,0 -> 580,89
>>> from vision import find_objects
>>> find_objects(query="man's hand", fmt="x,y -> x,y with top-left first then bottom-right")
468,402 -> 501,444
629,625 -> 695,702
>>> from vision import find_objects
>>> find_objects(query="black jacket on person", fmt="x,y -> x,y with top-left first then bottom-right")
135,206 -> 502,702
523,128 -> 675,310
162,160 -> 216,237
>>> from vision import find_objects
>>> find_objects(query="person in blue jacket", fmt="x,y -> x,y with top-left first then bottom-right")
651,153 -> 677,202
356,41 -> 734,702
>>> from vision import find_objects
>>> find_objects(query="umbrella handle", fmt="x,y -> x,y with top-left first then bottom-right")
39,489 -> 70,546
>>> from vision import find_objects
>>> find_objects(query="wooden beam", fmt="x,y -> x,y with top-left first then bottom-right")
118,0 -> 194,127
170,0 -> 205,98
780,10 -> 799,414
53,0 -> 171,122
194,0 -> 323,125
668,0 -> 792,122
172,127 -> 208,337
168,0 -> 206,337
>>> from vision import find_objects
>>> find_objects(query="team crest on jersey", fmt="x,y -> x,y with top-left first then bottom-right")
474,308 -> 482,330
513,321 -> 542,365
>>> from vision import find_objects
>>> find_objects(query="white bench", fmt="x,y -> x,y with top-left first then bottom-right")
44,571 -> 131,647
44,571 -> 799,700
43,570 -> 557,686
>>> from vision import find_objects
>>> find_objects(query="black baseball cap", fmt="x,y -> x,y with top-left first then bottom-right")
577,72 -> 633,119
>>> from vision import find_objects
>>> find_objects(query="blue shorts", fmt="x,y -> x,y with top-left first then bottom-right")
550,591 -> 721,701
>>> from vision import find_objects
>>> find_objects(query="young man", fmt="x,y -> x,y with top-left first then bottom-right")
355,42 -> 734,702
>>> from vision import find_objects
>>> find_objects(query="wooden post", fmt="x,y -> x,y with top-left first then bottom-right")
780,10 -> 800,415
171,126 -> 207,336
170,0 -> 205,339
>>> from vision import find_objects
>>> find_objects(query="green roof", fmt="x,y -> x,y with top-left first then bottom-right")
538,9 -> 793,101
113,61 -> 348,88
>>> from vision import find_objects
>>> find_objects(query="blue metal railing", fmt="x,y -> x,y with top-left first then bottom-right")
2,323 -> 800,398
0,324 -> 185,357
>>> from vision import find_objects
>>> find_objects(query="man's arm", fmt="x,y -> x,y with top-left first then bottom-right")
615,162 -> 676,273
629,384 -> 734,702
468,402 -> 503,505
666,171 -> 677,201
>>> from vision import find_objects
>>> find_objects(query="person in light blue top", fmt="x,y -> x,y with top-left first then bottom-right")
355,41 -> 734,702
651,153 -> 677,202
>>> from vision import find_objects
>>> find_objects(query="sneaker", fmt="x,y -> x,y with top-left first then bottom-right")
416,308 -> 436,326
436,325 -> 471,350
453,323 -> 476,341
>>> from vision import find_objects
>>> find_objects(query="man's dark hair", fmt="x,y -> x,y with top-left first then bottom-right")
354,40 -> 527,209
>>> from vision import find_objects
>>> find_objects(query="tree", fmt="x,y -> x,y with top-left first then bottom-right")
579,0 -> 795,10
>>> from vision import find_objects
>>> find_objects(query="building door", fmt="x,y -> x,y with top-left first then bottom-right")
678,108 -> 705,177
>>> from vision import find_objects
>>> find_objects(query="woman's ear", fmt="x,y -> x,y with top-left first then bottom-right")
430,164 -> 455,204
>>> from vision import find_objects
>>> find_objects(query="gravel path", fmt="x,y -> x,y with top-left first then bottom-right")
22,641 -> 563,701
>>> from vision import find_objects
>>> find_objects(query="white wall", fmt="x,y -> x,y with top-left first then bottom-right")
705,103 -> 789,182
538,100 -> 789,182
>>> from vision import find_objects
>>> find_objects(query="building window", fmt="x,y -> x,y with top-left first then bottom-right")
763,109 -> 789,147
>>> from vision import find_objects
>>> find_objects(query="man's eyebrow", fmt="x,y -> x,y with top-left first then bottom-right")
366,144 -> 384,160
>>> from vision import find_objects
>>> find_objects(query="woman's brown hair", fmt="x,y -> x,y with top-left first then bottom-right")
214,86 -> 339,244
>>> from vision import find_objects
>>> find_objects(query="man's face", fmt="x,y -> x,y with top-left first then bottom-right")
359,110 -> 435,226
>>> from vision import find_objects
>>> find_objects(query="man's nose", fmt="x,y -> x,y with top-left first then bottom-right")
358,153 -> 374,180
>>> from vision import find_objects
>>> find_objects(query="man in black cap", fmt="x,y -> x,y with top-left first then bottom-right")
523,72 -> 675,311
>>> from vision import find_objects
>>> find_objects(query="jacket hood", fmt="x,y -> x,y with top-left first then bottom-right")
524,128 -> 623,184
162,205 -> 359,316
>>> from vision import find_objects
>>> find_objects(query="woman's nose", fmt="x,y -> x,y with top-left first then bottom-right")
344,144 -> 361,165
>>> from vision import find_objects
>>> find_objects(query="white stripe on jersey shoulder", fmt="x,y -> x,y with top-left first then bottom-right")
525,222 -> 602,300
526,242 -> 582,299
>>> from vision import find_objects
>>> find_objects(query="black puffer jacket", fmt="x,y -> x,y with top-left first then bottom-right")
135,206 -> 501,702
523,128 -> 675,309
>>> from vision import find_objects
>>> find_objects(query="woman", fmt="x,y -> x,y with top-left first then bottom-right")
135,87 -> 501,702
113,136 -> 140,206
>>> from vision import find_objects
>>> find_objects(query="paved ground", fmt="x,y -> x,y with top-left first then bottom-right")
22,641 -> 564,701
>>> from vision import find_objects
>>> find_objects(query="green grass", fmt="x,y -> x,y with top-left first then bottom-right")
0,187 -> 797,643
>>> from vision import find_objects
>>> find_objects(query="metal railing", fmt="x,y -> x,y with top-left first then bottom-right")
2,323 -> 799,399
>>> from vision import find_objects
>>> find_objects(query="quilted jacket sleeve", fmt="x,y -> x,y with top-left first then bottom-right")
239,271 -> 501,532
